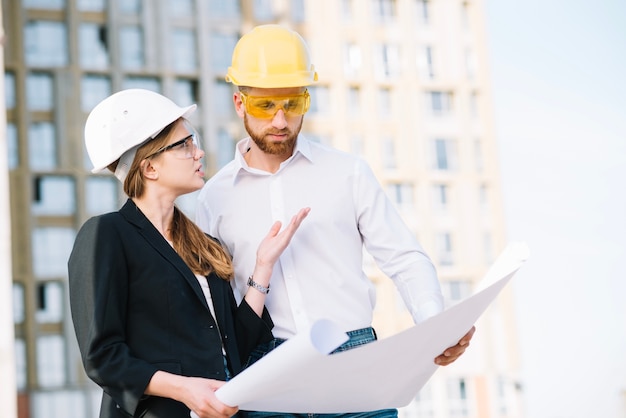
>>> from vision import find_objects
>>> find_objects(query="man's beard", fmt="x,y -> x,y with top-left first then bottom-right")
244,114 -> 302,156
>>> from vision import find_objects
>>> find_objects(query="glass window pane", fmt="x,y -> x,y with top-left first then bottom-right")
15,339 -> 27,390
119,26 -> 144,69
78,0 -> 105,11
24,0 -> 64,9
122,77 -> 161,92
213,81 -> 234,118
86,176 -> 120,216
13,283 -> 25,324
118,0 -> 141,14
79,23 -> 109,69
308,85 -> 330,116
208,0 -> 240,18
171,29 -> 197,73
32,175 -> 76,216
81,75 -> 112,112
210,32 -> 238,73
36,335 -> 66,387
7,123 -> 19,170
169,0 -> 194,17
24,21 -> 68,67
29,122 -> 57,170
36,282 -> 64,323
217,128 -> 235,169
253,0 -> 275,21
5,72 -> 16,109
291,0 -> 306,22
381,137 -> 396,169
32,227 -> 75,278
27,73 -> 54,111
173,79 -> 199,108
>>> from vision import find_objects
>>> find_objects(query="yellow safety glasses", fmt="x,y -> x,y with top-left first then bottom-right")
240,90 -> 311,119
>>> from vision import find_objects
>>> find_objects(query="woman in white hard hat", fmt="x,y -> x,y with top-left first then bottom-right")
68,89 -> 309,418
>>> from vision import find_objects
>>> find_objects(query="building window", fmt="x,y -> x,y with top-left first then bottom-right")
347,86 -> 361,118
291,0 -> 306,22
415,0 -> 430,25
465,48 -> 477,80
119,0 -> 141,14
169,0 -> 194,17
377,87 -> 392,118
207,0 -> 241,19
79,23 -> 109,69
210,32 -> 238,74
36,335 -> 66,387
174,79 -> 199,108
24,0 -> 64,10
122,77 -> 161,92
484,231 -> 494,264
474,139 -> 483,173
442,280 -> 472,306
78,0 -> 105,11
417,45 -> 435,79
435,232 -> 454,266
32,227 -> 75,279
403,382 -> 434,417
36,281 -> 64,323
386,182 -> 414,209
341,0 -> 354,21
375,43 -> 401,80
13,283 -> 25,324
213,80 -> 235,118
28,122 -> 57,170
426,91 -> 453,116
26,73 -> 54,111
308,85 -> 330,116
253,0 -> 275,21
343,43 -> 362,77
15,339 -> 27,390
5,72 -> 16,109
32,175 -> 76,216
479,183 -> 490,214
86,176 -> 119,216
431,183 -> 449,212
432,138 -> 457,171
447,377 -> 470,417
7,123 -> 19,170
171,29 -> 198,74
469,91 -> 479,119
381,137 -> 396,170
372,0 -> 397,23
217,128 -> 235,169
461,2 -> 471,31
119,26 -> 144,70
24,20 -> 68,67
81,75 -> 112,112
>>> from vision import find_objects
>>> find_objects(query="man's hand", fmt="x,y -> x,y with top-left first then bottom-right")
434,326 -> 476,366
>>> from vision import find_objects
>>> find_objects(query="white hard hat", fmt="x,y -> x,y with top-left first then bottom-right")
85,89 -> 197,175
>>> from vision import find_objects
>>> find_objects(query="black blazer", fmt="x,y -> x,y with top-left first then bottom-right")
68,199 -> 273,418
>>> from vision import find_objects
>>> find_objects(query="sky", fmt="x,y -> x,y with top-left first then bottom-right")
484,1 -> 626,417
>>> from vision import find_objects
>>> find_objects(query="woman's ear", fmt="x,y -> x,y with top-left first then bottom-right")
141,159 -> 159,180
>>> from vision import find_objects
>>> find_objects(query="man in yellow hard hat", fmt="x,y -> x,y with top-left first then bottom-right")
196,25 -> 475,417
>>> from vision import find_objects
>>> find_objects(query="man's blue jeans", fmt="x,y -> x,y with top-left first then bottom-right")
243,327 -> 398,418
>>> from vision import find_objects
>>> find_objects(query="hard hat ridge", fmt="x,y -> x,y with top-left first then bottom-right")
226,24 -> 318,88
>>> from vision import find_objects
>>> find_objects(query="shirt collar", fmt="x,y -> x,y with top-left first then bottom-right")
231,136 -> 314,182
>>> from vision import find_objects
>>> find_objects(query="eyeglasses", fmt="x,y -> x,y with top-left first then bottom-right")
146,133 -> 199,160
240,90 -> 310,119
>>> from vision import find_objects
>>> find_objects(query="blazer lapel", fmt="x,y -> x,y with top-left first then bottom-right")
118,199 -> 212,313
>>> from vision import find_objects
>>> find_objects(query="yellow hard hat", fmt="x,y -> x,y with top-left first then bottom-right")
226,25 -> 318,88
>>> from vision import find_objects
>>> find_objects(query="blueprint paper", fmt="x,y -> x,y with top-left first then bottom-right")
215,242 -> 529,413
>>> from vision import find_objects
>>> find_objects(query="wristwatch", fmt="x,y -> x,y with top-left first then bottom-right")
247,276 -> 270,294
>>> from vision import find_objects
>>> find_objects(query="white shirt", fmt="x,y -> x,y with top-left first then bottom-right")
196,137 -> 443,339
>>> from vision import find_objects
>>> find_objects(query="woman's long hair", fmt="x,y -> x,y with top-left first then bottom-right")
108,118 -> 234,280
